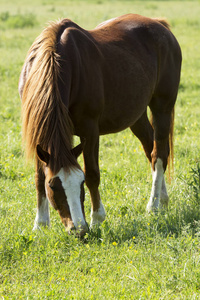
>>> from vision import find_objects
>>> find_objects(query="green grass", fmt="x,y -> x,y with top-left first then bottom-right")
0,12 -> 38,29
0,0 -> 200,299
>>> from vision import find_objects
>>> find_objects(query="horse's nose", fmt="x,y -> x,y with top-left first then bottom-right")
76,223 -> 89,238
67,223 -> 89,238
77,228 -> 88,238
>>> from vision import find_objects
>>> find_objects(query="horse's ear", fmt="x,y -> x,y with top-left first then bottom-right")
36,145 -> 50,164
71,139 -> 86,158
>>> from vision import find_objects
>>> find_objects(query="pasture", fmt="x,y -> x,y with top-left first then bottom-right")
0,0 -> 200,299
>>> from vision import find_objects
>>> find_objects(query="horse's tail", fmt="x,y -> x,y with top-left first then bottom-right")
21,21 -> 74,170
150,107 -> 174,179
153,18 -> 171,31
168,107 -> 175,179
151,18 -> 174,178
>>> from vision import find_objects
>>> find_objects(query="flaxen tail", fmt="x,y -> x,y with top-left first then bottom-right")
150,108 -> 175,179
152,17 -> 174,178
168,107 -> 175,179
154,18 -> 171,31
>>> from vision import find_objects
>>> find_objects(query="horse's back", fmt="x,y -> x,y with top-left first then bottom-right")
92,14 -> 181,68
88,14 -> 181,133
56,14 -> 181,135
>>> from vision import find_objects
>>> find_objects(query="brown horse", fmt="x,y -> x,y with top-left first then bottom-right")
19,14 -> 182,236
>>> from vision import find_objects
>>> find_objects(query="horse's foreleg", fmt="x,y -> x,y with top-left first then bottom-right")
33,160 -> 50,230
81,132 -> 106,228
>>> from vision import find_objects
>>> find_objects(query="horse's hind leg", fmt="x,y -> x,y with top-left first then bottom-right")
130,110 -> 169,211
146,102 -> 174,212
33,160 -> 50,230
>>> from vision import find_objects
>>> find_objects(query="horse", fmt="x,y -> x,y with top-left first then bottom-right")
19,14 -> 182,236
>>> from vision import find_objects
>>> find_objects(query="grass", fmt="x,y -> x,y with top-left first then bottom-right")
0,12 -> 38,29
0,0 -> 200,299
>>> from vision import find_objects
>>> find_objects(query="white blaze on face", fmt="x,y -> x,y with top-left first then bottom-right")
56,168 -> 87,230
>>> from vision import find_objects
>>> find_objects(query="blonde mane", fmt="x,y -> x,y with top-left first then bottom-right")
21,21 -> 77,173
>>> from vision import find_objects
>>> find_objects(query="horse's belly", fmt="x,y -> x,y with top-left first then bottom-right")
98,107 -> 144,135
98,83 -> 151,134
99,120 -> 132,135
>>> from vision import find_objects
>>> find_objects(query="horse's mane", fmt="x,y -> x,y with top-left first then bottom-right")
21,21 -> 79,173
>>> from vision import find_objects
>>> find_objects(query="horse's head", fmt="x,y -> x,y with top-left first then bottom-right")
36,144 -> 88,237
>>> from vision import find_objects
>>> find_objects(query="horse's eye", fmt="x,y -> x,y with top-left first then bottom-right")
48,179 -> 56,191
49,185 -> 55,191
48,184 -> 55,191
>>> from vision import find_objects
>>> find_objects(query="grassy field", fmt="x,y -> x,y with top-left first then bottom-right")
0,0 -> 200,299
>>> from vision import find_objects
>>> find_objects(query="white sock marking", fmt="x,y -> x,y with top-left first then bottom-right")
160,177 -> 169,207
33,196 -> 50,230
90,201 -> 106,228
147,158 -> 164,212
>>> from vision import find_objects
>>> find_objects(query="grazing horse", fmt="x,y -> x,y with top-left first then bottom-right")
19,14 -> 182,236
